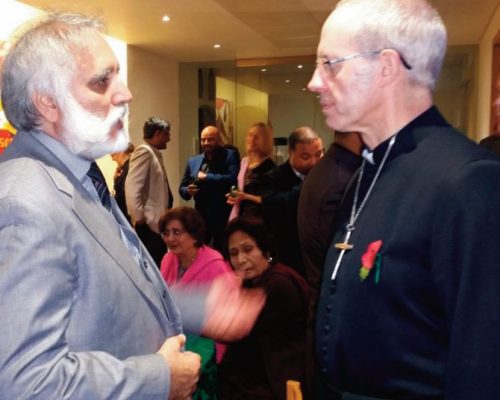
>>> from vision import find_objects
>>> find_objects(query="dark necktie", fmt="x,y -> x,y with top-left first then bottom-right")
87,161 -> 111,210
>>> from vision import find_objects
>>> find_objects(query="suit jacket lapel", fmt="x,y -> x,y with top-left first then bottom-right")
283,161 -> 302,187
72,190 -> 170,327
9,131 -> 171,329
192,155 -> 203,174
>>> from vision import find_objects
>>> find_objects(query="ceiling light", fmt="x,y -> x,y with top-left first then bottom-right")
162,15 -> 171,23
213,43 -> 221,48
302,88 -> 307,91
297,65 -> 303,69
261,68 -> 267,72
285,79 -> 291,83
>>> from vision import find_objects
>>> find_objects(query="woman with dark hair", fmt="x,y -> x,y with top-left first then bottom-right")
111,142 -> 135,222
159,206 -> 234,400
218,217 -> 309,400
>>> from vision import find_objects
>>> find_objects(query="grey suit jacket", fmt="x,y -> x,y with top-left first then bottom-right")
0,130 -> 184,399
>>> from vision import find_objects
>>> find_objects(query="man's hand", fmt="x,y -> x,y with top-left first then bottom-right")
187,184 -> 199,197
202,276 -> 266,342
157,334 -> 201,400
197,171 -> 207,181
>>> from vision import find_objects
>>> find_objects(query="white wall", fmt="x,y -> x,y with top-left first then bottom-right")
126,45 -> 181,205
269,93 -> 332,150
234,70 -> 269,152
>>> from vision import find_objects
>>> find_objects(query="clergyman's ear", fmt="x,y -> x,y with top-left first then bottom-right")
379,49 -> 404,86
31,92 -> 60,124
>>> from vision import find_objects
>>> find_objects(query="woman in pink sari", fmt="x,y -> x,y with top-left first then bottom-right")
160,207 -> 233,289
159,206 -> 234,399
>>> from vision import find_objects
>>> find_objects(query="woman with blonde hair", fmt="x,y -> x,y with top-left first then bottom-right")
227,122 -> 275,220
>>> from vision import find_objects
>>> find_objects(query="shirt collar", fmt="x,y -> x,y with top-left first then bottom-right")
291,165 -> 306,181
361,106 -> 449,167
31,129 -> 91,183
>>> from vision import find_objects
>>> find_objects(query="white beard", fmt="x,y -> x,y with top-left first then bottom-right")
59,94 -> 129,160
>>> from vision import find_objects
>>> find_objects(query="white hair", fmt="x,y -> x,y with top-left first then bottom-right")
331,0 -> 447,90
1,12 -> 105,131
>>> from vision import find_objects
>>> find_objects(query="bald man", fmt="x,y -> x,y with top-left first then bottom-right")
179,126 -> 239,251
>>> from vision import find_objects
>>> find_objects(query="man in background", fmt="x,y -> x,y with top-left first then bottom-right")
297,131 -> 361,399
259,126 -> 324,277
126,117 -> 173,266
309,0 -> 500,398
298,131 -> 361,295
179,126 -> 239,251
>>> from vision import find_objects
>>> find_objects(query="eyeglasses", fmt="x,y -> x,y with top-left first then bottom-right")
317,49 -> 412,77
161,228 -> 185,238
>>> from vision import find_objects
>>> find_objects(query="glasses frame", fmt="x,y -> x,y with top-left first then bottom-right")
317,49 -> 412,77
161,228 -> 185,238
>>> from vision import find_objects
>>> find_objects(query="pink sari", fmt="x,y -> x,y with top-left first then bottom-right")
160,245 -> 234,362
228,156 -> 249,222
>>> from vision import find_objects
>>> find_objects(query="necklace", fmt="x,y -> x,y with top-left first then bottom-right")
331,134 -> 397,280
177,249 -> 198,281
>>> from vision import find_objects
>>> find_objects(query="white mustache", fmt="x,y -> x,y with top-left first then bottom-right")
107,104 -> 128,126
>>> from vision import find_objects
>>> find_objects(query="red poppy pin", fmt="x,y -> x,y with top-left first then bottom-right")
360,240 -> 383,282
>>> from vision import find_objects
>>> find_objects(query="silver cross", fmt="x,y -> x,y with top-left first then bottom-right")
331,225 -> 354,280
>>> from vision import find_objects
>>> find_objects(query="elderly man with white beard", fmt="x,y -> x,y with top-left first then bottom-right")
0,12 -> 263,400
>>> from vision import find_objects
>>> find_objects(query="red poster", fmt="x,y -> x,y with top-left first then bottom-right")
0,41 -> 16,154
0,129 -> 14,155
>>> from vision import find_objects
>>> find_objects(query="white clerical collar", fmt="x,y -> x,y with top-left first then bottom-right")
361,148 -> 375,165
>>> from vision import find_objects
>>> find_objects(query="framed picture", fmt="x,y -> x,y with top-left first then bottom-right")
215,98 -> 234,145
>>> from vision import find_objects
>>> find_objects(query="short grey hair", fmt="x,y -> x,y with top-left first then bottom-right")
331,0 -> 447,91
1,12 -> 105,131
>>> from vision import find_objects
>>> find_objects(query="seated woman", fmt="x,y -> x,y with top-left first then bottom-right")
218,217 -> 309,400
159,206 -> 234,400
227,122 -> 275,221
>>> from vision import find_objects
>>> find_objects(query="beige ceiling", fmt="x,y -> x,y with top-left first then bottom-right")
21,0 -> 500,62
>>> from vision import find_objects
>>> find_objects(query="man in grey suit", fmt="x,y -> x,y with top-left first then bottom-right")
0,12 -> 262,399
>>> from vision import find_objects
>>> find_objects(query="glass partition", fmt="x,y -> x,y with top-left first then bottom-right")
179,45 -> 478,164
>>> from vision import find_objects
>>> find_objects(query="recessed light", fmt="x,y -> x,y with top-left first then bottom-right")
261,68 -> 267,72
297,64 -> 303,69
302,87 -> 307,91
162,15 -> 171,23
213,43 -> 221,48
285,79 -> 291,83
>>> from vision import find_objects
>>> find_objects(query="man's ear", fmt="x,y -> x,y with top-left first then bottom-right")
31,92 -> 60,123
378,49 -> 403,86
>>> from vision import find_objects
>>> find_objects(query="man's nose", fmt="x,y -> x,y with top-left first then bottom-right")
307,67 -> 324,93
112,77 -> 133,106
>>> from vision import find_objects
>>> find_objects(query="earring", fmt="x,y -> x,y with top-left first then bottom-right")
267,256 -> 273,264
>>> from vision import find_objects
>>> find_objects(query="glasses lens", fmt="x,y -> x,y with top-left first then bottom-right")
163,229 -> 183,237
318,58 -> 341,77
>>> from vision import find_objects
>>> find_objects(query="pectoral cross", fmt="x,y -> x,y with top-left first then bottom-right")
331,225 -> 354,280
